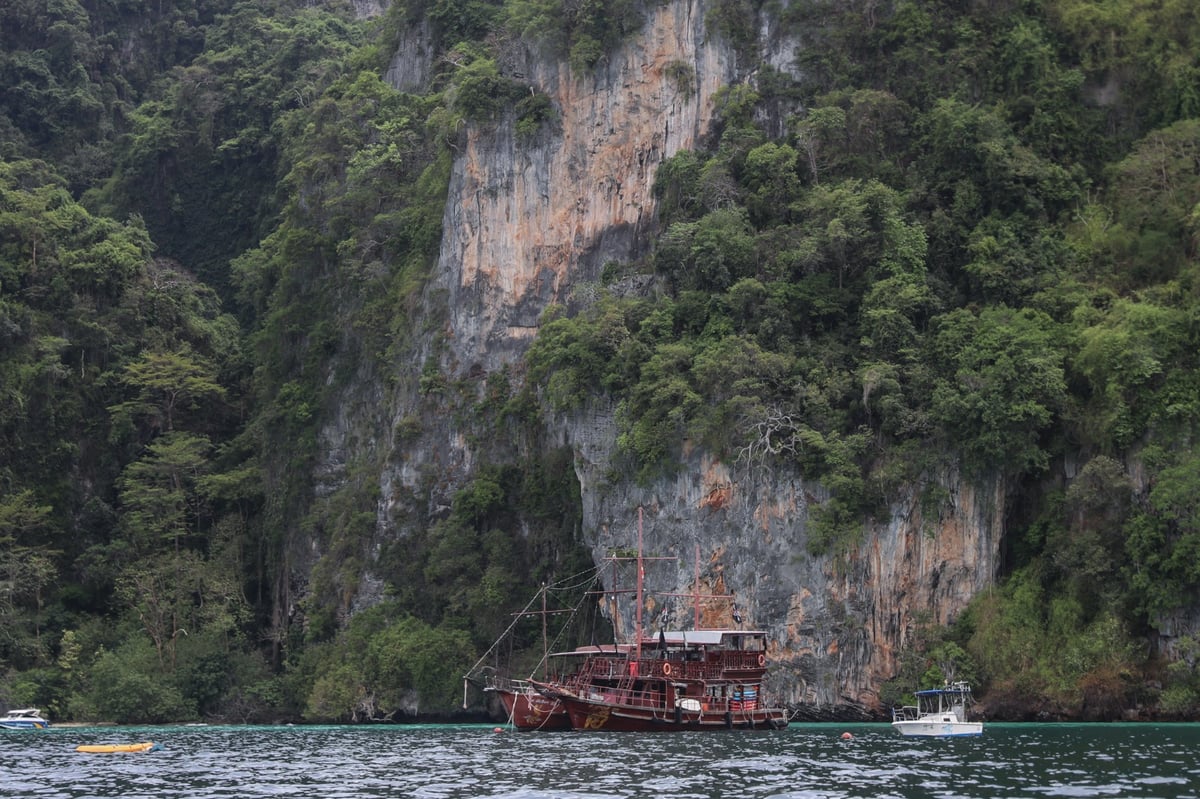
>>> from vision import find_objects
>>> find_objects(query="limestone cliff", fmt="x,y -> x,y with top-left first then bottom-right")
351,0 -> 1005,719
431,0 -> 734,373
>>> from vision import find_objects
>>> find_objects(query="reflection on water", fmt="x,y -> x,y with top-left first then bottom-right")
1,723 -> 1198,799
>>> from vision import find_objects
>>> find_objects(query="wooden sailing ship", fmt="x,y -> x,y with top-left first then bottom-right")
532,628 -> 789,731
530,507 -> 790,731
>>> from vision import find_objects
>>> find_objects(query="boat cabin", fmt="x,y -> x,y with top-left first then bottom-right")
550,629 -> 770,716
902,683 -> 972,720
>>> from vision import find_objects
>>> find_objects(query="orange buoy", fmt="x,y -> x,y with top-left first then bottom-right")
840,732 -> 853,740
493,727 -> 504,733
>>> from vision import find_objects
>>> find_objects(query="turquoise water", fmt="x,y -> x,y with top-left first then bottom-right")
2,722 -> 1198,798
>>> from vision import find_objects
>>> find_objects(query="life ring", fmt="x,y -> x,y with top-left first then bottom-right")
757,654 -> 765,667
662,663 -> 672,676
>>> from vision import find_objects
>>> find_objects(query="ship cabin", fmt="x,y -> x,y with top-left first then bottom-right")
564,629 -> 771,715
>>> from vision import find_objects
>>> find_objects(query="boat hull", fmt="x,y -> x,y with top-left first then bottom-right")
0,708 -> 50,730
559,695 -> 788,732
494,688 -> 572,731
0,721 -> 48,730
892,720 -> 983,737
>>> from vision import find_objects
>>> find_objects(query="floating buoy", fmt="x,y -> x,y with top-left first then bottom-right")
840,732 -> 853,740
493,727 -> 504,733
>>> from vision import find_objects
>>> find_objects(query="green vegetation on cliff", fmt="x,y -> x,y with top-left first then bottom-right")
528,0 -> 1200,717
2,0 -> 1200,722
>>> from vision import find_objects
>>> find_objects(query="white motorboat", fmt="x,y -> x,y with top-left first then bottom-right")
0,708 -> 50,730
891,681 -> 982,737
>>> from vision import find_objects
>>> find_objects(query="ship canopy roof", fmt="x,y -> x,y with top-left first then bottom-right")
914,683 -> 973,697
546,644 -> 636,657
548,630 -> 768,658
635,630 -> 769,649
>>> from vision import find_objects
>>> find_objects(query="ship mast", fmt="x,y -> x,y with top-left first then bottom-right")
635,506 -> 644,662
540,583 -> 549,680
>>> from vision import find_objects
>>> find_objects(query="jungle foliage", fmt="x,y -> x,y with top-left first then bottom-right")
3,0 -> 1200,723
525,0 -> 1200,716
0,1 -> 600,724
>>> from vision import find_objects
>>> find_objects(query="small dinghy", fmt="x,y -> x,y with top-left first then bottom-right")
75,742 -> 162,753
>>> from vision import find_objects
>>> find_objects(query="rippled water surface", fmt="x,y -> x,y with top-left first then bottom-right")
3,722 -> 1199,798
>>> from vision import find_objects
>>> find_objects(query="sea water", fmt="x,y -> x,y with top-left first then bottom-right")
2,722 -> 1198,798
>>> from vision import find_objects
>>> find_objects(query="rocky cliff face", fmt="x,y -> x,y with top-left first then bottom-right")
358,0 -> 1004,718
431,0 -> 734,374
560,408 -> 1003,717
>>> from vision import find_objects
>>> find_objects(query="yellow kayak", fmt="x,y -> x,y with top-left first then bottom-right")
75,742 -> 161,753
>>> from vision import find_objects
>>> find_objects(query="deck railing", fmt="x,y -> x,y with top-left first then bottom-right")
578,653 -> 766,682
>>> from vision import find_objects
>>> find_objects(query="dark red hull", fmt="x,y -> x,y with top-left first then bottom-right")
553,692 -> 788,731
495,687 -> 572,731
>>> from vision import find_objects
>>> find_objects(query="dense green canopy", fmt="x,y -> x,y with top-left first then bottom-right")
3,0 -> 1200,722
